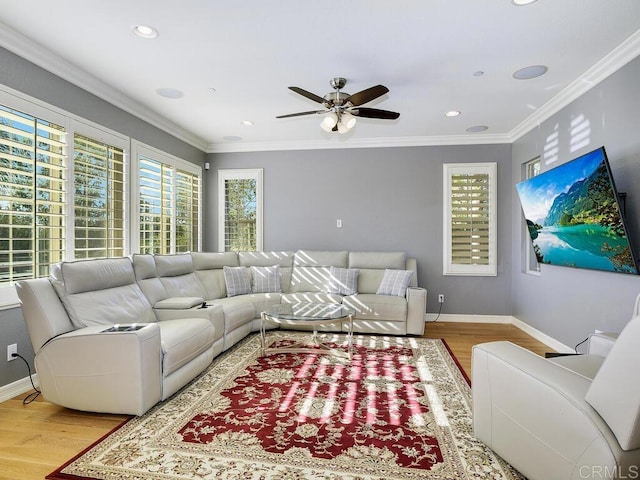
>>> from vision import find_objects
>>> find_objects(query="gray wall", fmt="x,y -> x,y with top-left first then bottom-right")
511,55 -> 640,348
206,144 -> 513,316
0,47 -> 206,389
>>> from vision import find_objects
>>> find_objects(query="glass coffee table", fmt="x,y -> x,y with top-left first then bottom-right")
260,303 -> 355,359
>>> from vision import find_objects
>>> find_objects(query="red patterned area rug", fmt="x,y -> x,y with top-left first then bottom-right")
48,333 -> 523,480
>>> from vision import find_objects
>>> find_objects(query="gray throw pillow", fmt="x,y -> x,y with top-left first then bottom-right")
223,266 -> 251,297
376,269 -> 414,297
250,265 -> 281,293
329,266 -> 359,295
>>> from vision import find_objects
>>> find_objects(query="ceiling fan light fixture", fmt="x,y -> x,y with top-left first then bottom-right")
321,112 -> 338,130
341,112 -> 357,129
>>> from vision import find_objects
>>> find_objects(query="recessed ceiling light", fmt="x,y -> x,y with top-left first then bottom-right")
132,25 -> 159,39
513,0 -> 537,5
473,71 -> 485,77
445,110 -> 461,117
466,125 -> 488,133
241,120 -> 254,126
223,136 -> 243,142
513,65 -> 548,80
156,88 -> 184,99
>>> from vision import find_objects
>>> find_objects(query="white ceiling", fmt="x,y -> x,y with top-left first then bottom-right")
1,1 -> 640,153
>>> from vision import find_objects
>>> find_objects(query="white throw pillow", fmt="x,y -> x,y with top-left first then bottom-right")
329,266 -> 359,295
223,266 -> 251,297
250,265 -> 281,293
376,269 -> 414,297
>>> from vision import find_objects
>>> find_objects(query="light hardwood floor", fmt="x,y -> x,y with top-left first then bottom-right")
0,323 -> 551,480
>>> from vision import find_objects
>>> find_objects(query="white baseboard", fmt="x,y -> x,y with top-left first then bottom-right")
510,317 -> 574,353
425,313 -> 512,324
424,313 -> 574,353
0,374 -> 39,404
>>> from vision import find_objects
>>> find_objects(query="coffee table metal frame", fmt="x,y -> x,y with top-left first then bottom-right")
260,303 -> 355,359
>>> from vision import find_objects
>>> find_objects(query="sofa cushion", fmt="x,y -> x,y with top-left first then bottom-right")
343,293 -> 407,322
50,258 -> 156,328
348,251 -> 406,270
223,266 -> 251,297
192,251 -> 239,269
348,252 -> 413,294
212,296 -> 257,333
132,254 -> 167,306
585,315 -> 640,450
329,267 -> 359,295
250,265 -> 281,293
291,250 -> 348,293
157,318 -> 215,377
281,292 -> 344,304
153,254 -> 208,299
376,269 -> 414,297
240,251 -> 294,293
154,253 -> 195,277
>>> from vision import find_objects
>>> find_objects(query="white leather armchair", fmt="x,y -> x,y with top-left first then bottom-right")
472,316 -> 640,479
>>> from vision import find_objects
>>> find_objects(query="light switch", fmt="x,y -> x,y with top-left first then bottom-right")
336,219 -> 342,228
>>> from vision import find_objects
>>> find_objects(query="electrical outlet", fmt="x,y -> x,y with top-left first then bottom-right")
438,294 -> 445,304
7,343 -> 17,362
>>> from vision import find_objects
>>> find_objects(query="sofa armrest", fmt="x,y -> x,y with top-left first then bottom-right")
587,332 -> 619,357
472,341 -> 620,479
35,323 -> 162,415
406,287 -> 427,335
154,296 -> 205,309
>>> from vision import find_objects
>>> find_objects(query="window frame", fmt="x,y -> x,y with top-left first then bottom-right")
130,140 -> 202,255
523,157 -> 542,276
217,168 -> 263,252
443,162 -> 497,276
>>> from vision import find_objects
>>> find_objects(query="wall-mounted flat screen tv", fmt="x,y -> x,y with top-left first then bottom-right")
515,146 -> 638,275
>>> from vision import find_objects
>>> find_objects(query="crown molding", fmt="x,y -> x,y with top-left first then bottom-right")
206,133 -> 512,153
0,21 -> 209,152
508,29 -> 640,142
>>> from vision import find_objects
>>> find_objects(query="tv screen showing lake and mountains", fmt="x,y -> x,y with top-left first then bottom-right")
516,147 -> 638,275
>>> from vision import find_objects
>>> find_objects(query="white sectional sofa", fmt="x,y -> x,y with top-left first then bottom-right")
16,250 -> 426,415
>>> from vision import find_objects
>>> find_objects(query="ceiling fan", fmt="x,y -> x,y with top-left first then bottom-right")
276,77 -> 400,133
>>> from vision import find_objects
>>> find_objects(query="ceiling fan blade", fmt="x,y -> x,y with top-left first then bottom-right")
276,110 -> 325,119
353,107 -> 400,120
288,86 -> 326,104
345,85 -> 389,106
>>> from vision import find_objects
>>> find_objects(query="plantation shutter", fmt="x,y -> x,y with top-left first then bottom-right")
139,155 -> 172,254
138,152 -> 200,255
451,173 -> 490,264
0,105 -> 66,285
175,169 -> 200,253
73,134 -> 125,259
443,163 -> 497,276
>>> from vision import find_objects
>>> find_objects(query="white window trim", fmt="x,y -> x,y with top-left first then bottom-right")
523,157 -> 542,276
130,140 -> 202,254
218,168 -> 263,252
443,162 -> 497,276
